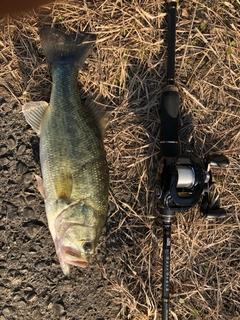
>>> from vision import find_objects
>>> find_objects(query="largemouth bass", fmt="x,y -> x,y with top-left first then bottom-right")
22,27 -> 109,275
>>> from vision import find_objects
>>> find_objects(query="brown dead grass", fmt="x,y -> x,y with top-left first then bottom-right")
0,0 -> 240,319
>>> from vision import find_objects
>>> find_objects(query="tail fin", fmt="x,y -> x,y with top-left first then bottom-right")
39,27 -> 96,69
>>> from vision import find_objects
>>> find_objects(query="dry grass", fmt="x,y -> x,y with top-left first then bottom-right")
0,0 -> 240,319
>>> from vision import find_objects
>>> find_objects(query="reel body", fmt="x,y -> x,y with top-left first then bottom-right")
157,154 -> 229,220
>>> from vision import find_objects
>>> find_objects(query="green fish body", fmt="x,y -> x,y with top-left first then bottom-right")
22,28 -> 109,275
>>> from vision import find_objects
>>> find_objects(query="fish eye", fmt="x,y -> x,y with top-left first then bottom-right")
83,242 -> 92,253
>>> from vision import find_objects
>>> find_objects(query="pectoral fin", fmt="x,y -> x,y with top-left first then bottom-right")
35,174 -> 46,200
22,101 -> 48,136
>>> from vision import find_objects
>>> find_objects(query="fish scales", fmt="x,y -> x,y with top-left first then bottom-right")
41,64 -> 108,212
22,27 -> 109,275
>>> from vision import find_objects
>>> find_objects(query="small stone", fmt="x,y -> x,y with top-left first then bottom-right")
0,145 -> 7,155
35,261 -> 45,271
0,267 -> 5,276
13,294 -> 21,302
26,290 -> 36,301
19,195 -> 26,204
32,307 -> 42,319
25,286 -> 34,291
26,194 -> 36,203
24,223 -> 41,237
7,135 -> 17,150
5,202 -> 18,220
109,201 -> 116,212
52,302 -> 65,316
23,220 -> 44,237
16,161 -> 28,175
23,173 -> 33,184
0,157 -> 9,166
2,307 -> 13,317
15,300 -> 26,308
23,207 -> 34,219
2,278 -> 11,286
17,144 -> 26,155
47,302 -> 53,310
29,247 -> 37,254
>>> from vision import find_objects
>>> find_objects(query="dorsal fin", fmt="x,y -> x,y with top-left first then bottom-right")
84,95 -> 111,140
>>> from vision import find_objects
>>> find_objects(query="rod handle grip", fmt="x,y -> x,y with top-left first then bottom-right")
162,301 -> 169,320
160,87 -> 179,157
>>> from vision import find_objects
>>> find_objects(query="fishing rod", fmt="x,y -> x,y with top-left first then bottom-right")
157,1 -> 229,319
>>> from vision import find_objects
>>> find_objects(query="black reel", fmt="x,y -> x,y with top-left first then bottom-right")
156,154 -> 229,219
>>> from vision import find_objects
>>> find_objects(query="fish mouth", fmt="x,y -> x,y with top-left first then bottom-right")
66,259 -> 88,268
61,246 -> 88,268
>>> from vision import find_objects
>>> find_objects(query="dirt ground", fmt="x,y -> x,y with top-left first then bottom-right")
0,0 -> 240,320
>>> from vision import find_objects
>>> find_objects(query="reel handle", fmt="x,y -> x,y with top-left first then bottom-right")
201,208 -> 227,219
205,154 -> 229,168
